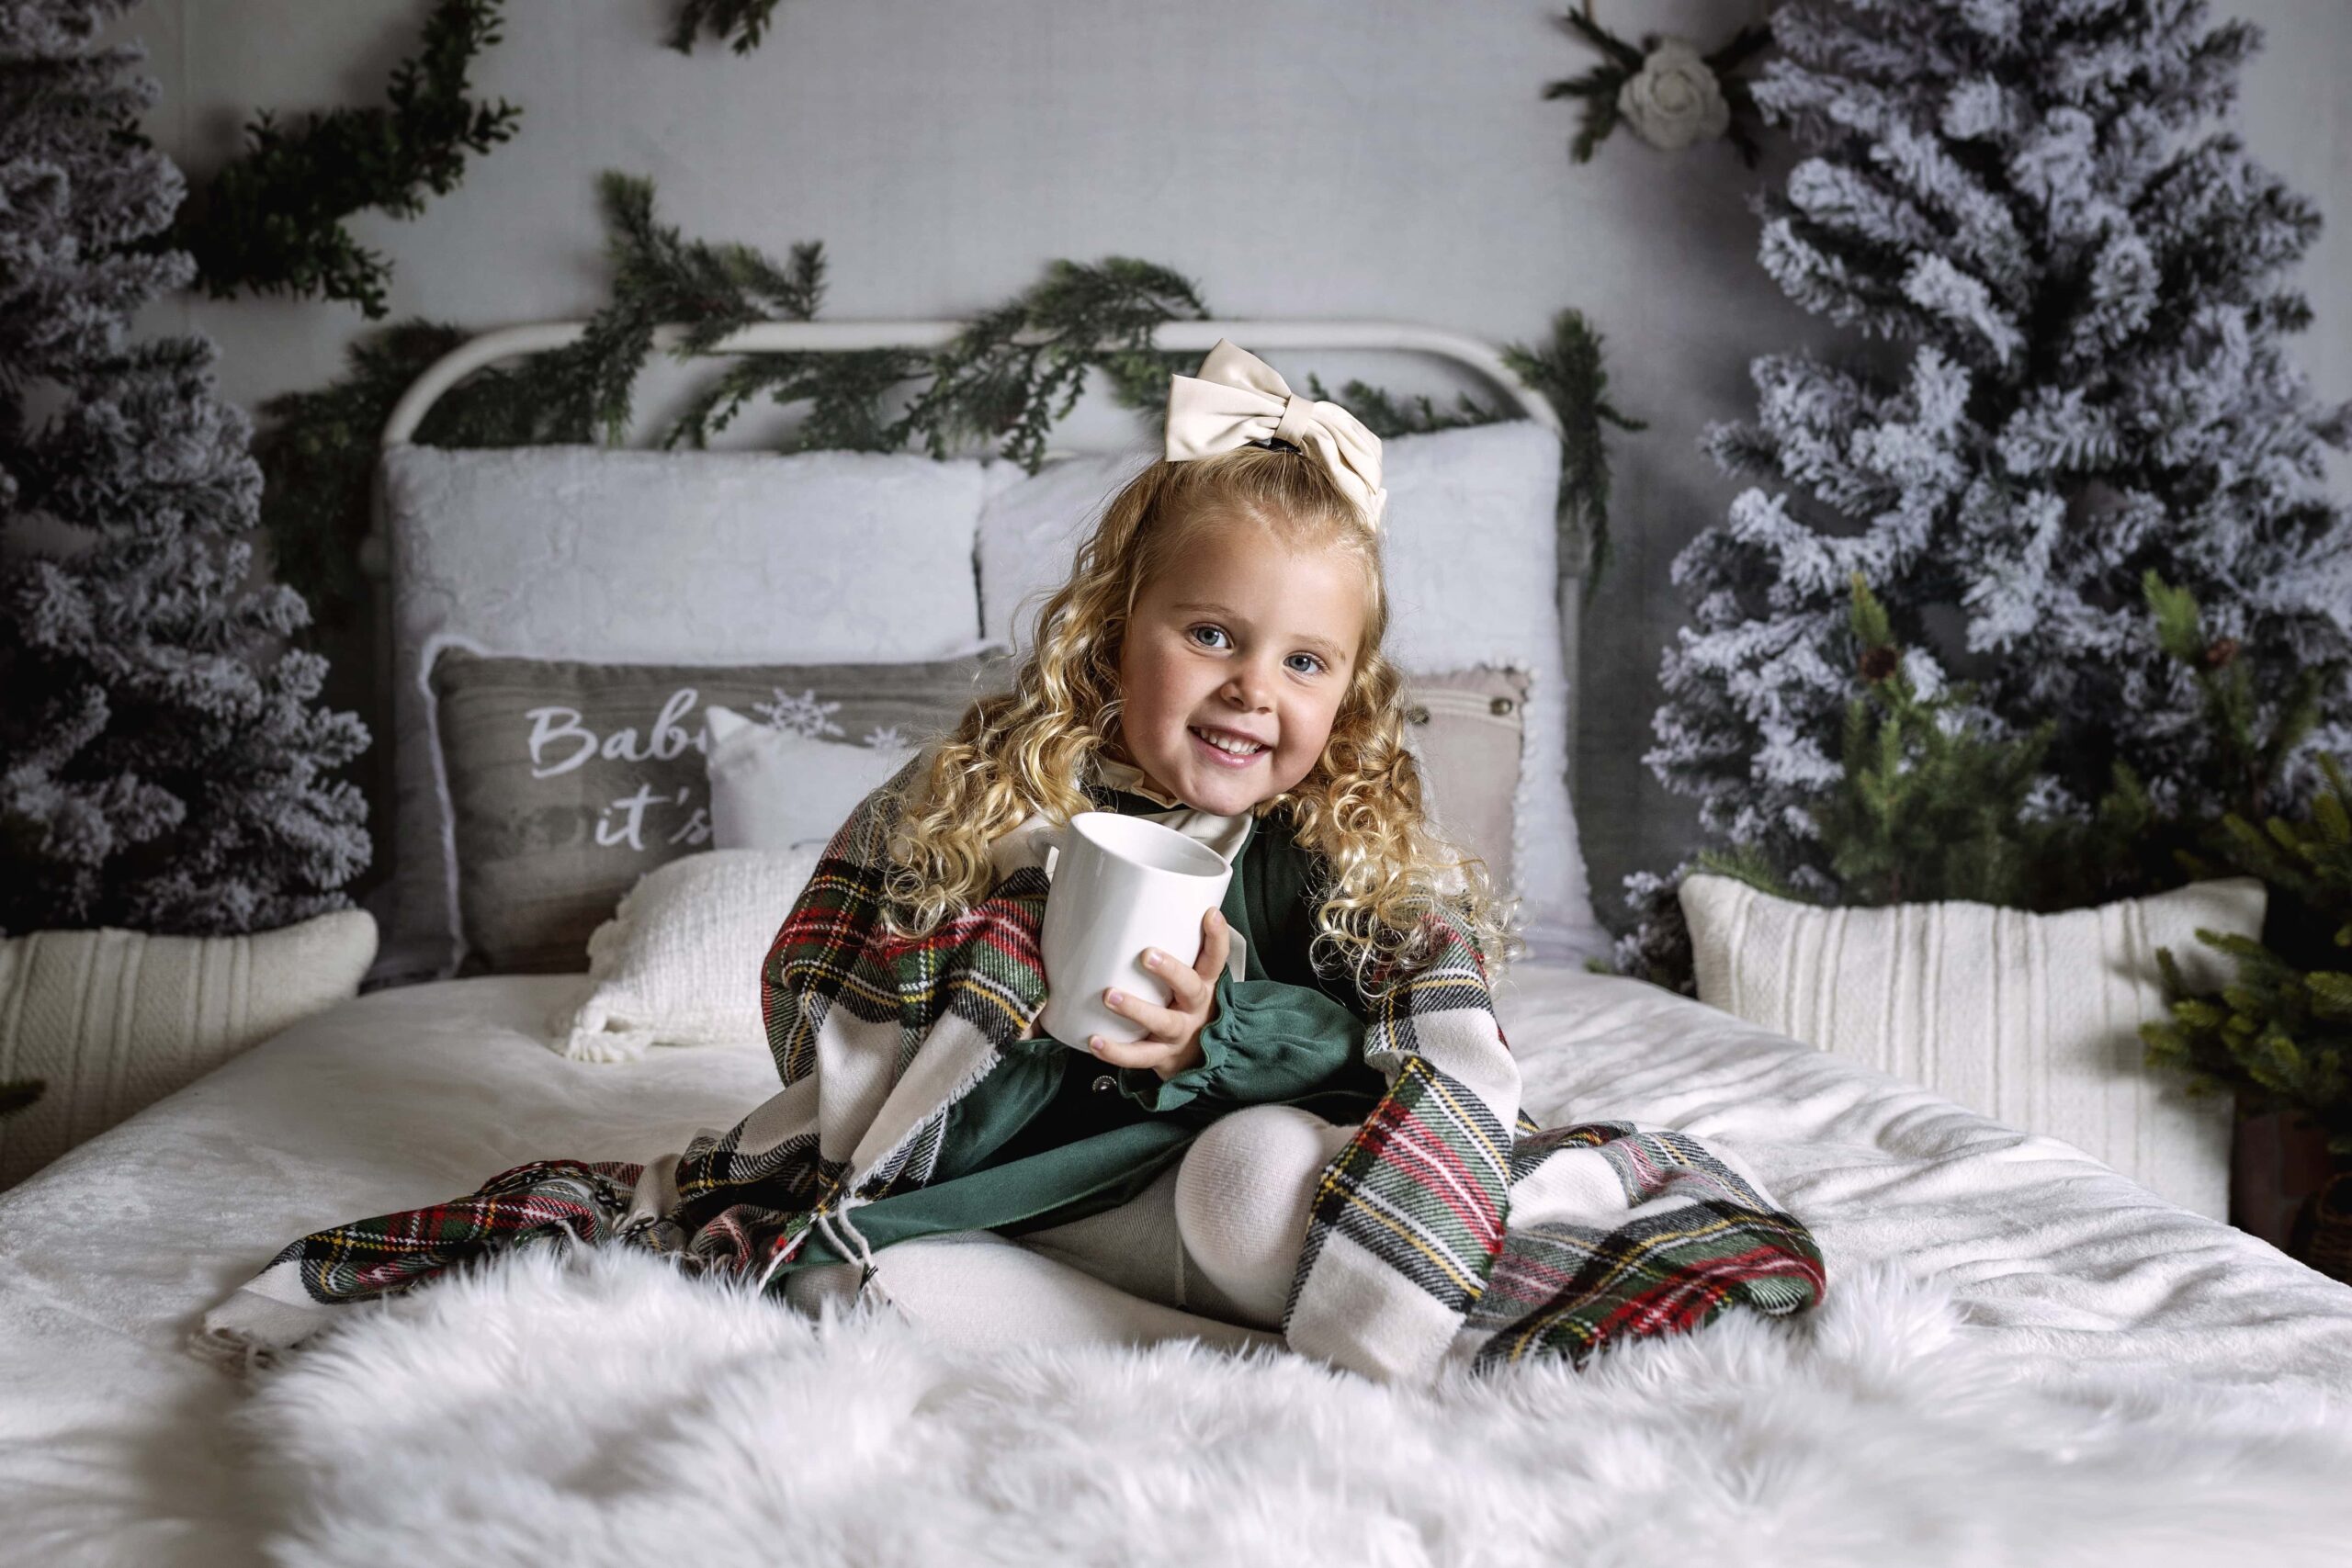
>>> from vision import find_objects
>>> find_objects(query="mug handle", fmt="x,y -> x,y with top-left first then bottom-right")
1042,819 -> 1067,883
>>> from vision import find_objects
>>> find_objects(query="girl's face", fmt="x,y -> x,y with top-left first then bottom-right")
1112,518 -> 1368,815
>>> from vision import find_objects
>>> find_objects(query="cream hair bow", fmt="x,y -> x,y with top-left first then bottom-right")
1164,338 -> 1388,528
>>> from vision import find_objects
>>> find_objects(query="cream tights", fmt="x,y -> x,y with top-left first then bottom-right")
782,1104 -> 1357,1353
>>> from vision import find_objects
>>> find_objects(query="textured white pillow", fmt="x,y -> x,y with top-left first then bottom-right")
1679,874 -> 2267,1222
550,848 -> 823,1063
974,421 -> 1604,959
0,910 -> 378,1189
380,444 -> 994,986
705,705 -> 920,852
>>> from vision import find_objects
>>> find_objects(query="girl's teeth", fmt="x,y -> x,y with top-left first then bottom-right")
1194,728 -> 1263,756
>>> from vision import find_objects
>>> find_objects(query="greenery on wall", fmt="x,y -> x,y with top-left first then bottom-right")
255,171 -> 1638,636
170,0 -> 519,319
668,0 -> 785,55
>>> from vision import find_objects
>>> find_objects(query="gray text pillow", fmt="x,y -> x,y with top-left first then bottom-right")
428,647 -> 1010,974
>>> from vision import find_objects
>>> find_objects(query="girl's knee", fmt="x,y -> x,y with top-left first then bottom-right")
1173,1106 -> 1356,1321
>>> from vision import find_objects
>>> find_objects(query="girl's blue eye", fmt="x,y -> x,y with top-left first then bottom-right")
1188,624 -> 1323,676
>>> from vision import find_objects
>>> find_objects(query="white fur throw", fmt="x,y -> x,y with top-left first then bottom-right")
226,1240 -> 2352,1568
0,910 -> 377,1189
549,849 -> 820,1062
1679,875 -> 2267,1222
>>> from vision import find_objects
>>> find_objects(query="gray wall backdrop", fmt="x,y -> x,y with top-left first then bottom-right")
101,0 -> 2352,929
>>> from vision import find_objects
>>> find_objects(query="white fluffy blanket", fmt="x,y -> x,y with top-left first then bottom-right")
232,1242 -> 2352,1568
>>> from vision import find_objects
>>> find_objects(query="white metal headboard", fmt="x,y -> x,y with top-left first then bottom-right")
374,319 -> 1563,449
366,317 -> 1578,744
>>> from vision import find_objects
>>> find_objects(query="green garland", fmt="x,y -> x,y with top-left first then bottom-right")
172,0 -> 520,319
668,0 -> 786,54
1503,310 -> 1645,592
259,172 -> 1636,635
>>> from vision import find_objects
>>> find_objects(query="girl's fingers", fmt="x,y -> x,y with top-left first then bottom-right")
1194,910 -> 1230,984
1103,985 -> 1187,1041
1085,1034 -> 1165,1068
1139,944 -> 1210,1012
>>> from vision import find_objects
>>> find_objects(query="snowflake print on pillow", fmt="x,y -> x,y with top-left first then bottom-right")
752,689 -> 848,739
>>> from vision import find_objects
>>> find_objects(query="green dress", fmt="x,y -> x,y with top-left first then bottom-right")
780,784 -> 1386,1274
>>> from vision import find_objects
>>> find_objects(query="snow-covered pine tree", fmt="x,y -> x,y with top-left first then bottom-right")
1630,0 -> 2352,972
0,0 -> 370,936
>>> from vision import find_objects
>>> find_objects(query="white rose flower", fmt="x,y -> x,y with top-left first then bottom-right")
1617,38 -> 1731,152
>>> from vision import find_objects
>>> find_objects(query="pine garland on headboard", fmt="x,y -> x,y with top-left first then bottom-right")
255,171 -> 1638,632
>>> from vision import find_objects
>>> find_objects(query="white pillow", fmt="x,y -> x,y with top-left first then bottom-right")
380,444 -> 995,986
0,911 -> 378,1189
1679,874 -> 2268,1222
975,422 -> 1605,959
549,848 -> 823,1063
706,705 -> 918,852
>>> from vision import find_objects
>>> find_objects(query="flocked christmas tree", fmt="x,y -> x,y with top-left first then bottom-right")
0,1 -> 370,937
1626,0 -> 2352,974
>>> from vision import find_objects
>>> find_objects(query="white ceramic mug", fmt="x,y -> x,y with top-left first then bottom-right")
1035,811 -> 1233,1050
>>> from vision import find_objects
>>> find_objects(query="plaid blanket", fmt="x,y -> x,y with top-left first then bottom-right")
198,760 -> 1824,1381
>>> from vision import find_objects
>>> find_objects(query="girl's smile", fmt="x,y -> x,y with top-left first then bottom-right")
1113,518 -> 1368,815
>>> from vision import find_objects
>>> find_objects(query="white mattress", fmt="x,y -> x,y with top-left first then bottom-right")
3,963 -> 2348,1565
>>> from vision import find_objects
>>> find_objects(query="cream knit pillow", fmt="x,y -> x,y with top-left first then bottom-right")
0,909 -> 378,1190
1679,874 -> 2267,1222
551,847 -> 823,1062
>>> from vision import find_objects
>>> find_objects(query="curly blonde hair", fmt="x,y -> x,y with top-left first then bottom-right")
877,442 -> 1523,1000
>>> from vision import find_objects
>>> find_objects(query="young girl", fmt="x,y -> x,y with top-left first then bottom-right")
199,341 -> 1551,1387
766,338 -> 1526,1351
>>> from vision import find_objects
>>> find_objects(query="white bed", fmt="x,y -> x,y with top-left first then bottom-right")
5,964 -> 2351,1564
5,321 -> 2351,1564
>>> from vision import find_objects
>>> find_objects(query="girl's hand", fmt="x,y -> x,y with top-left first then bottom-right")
1088,908 -> 1230,1081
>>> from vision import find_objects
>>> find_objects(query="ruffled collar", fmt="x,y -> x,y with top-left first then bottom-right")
1085,751 -> 1187,810
1081,751 -> 1255,867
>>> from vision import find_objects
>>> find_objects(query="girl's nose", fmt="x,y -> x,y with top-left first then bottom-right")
1224,666 -> 1273,708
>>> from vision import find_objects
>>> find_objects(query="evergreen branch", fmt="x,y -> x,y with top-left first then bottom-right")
173,0 -> 520,320
662,347 -> 932,453
1500,310 -> 1645,596
2143,570 -> 2322,821
1703,24 -> 1773,76
1303,378 -> 1500,438
1556,8 -> 1645,74
886,257 -> 1209,471
1542,65 -> 1630,164
1693,842 -> 1810,902
667,0 -> 784,55
2145,754 -> 2352,1156
1720,78 -> 1766,169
